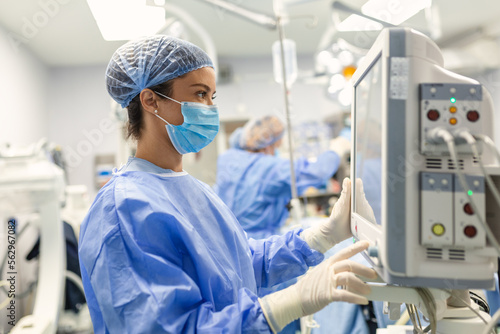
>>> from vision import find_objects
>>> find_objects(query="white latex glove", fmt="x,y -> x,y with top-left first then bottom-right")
258,241 -> 377,333
329,136 -> 351,158
300,178 -> 376,253
300,178 -> 352,253
354,178 -> 377,225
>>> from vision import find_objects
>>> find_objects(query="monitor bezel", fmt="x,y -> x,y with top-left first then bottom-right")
350,28 -> 410,279
351,52 -> 384,267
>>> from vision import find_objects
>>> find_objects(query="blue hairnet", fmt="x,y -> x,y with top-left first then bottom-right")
239,116 -> 285,151
229,127 -> 243,149
106,35 -> 214,108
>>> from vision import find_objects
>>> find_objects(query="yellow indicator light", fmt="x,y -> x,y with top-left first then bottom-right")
449,117 -> 457,125
432,223 -> 445,236
449,106 -> 457,113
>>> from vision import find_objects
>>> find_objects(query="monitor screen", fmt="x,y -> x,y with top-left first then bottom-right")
353,54 -> 382,225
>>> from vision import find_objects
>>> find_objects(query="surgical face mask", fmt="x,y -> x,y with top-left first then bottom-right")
153,91 -> 219,155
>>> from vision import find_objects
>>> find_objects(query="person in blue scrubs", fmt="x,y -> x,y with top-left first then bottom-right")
78,35 -> 376,334
214,116 -> 350,239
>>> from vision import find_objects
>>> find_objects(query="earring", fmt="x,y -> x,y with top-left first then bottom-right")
154,110 -> 158,113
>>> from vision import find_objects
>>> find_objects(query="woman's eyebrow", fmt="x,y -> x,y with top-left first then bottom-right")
190,83 -> 213,92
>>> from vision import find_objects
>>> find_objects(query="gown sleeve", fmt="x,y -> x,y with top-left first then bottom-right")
273,151 -> 341,195
248,229 -> 324,288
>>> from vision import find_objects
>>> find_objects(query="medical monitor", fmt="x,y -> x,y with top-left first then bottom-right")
350,27 -> 499,289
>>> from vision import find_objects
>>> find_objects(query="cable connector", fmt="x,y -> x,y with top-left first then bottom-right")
425,127 -> 453,145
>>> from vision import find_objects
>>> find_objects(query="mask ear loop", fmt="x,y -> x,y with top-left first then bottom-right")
153,110 -> 171,125
154,91 -> 182,105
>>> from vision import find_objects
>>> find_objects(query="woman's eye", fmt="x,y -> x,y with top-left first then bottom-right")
212,93 -> 217,100
197,91 -> 207,98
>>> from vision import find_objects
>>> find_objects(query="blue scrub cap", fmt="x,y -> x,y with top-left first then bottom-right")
240,116 -> 285,151
106,35 -> 214,108
229,127 -> 243,149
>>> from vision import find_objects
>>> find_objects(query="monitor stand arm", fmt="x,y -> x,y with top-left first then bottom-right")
366,282 -> 492,334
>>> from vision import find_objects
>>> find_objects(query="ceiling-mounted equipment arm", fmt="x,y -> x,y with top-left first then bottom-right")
195,0 -> 277,29
332,1 -> 397,28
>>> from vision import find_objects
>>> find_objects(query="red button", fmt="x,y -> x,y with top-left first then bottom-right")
464,225 -> 477,238
467,110 -> 480,122
463,203 -> 474,215
427,109 -> 440,121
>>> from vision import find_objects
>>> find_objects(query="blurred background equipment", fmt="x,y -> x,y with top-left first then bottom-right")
0,140 -> 92,334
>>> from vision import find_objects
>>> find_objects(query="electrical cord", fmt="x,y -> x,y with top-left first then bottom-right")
406,302 -> 426,334
405,303 -> 418,332
415,303 -> 423,330
0,280 -> 12,310
443,289 -> 494,334
454,130 -> 500,257
428,128 -> 500,334
461,132 -> 500,212
0,220 -> 37,299
469,290 -> 490,314
428,128 -> 500,257
416,288 -> 437,334
481,307 -> 500,334
475,134 -> 500,165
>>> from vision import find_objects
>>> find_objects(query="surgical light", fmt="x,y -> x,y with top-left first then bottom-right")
322,40 -> 363,106
338,50 -> 354,66
329,74 -> 346,93
86,0 -> 165,41
338,0 -> 432,32
338,87 -> 352,107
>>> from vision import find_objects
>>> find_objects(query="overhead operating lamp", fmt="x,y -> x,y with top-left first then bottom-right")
335,0 -> 431,32
86,0 -> 165,41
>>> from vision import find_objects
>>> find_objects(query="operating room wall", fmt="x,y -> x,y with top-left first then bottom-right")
0,26 -> 49,146
47,65 -> 120,200
216,54 -> 340,123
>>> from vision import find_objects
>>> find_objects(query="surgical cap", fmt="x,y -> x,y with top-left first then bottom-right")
106,35 -> 214,108
229,127 -> 243,149
239,116 -> 285,151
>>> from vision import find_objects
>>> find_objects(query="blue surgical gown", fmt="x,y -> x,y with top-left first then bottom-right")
78,157 -> 324,334
214,149 -> 340,239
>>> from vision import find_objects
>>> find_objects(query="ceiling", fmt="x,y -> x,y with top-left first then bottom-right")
1,0 -> 500,72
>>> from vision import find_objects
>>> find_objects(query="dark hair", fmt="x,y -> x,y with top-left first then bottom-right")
125,80 -> 175,140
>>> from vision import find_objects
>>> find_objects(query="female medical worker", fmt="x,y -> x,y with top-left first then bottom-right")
215,116 -> 350,239
78,35 -> 377,334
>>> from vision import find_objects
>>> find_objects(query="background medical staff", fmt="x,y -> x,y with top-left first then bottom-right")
78,35 -> 377,333
215,115 -> 351,239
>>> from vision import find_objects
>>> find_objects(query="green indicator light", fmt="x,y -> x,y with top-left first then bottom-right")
450,97 -> 456,103
468,190 -> 473,196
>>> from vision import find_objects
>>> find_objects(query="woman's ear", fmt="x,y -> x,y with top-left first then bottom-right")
140,89 -> 158,115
